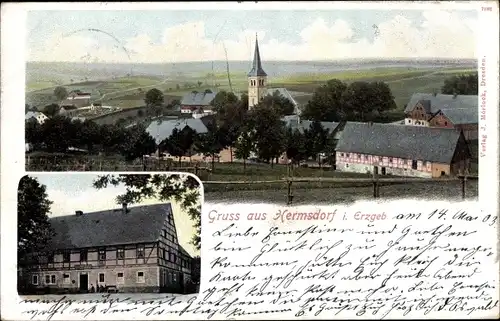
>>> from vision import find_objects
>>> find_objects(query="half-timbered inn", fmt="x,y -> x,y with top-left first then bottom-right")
335,122 -> 471,178
404,93 -> 478,140
18,203 -> 196,294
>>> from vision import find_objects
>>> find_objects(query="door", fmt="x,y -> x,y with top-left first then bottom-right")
79,273 -> 88,293
179,273 -> 184,294
381,167 -> 386,175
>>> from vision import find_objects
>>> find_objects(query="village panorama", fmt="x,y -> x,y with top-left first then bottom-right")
25,35 -> 479,204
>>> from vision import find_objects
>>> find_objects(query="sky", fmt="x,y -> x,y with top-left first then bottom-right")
26,174 -> 200,256
26,7 -> 478,63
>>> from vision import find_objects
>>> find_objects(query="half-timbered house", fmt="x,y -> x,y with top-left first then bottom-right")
18,203 -> 196,294
335,122 -> 471,178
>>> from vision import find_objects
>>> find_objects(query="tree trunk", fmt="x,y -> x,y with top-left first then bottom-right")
243,159 -> 246,172
230,146 -> 233,163
178,156 -> 182,167
270,158 -> 274,168
211,153 -> 215,171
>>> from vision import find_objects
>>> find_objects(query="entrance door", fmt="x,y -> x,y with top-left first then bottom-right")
179,273 -> 184,294
381,167 -> 386,175
79,273 -> 88,293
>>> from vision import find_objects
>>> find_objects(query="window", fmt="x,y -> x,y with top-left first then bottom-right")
63,273 -> 70,284
80,249 -> 87,262
45,275 -> 56,285
32,275 -> 38,285
117,248 -> 124,260
63,251 -> 70,263
137,245 -> 145,259
173,254 -> 177,264
117,272 -> 124,284
137,271 -> 145,283
169,252 -> 174,262
412,160 -> 418,170
388,157 -> 393,163
98,248 -> 106,261
444,121 -> 448,126
163,249 -> 167,259
162,229 -> 167,238
173,273 -> 177,282
99,273 -> 105,283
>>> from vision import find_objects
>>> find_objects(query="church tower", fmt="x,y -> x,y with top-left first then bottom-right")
247,34 -> 267,109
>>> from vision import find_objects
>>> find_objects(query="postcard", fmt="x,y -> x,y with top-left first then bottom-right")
1,1 -> 499,320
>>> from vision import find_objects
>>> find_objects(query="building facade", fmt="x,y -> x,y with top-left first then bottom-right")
25,111 -> 49,124
335,122 -> 471,178
18,203 -> 196,294
404,93 -> 478,141
180,90 -> 217,114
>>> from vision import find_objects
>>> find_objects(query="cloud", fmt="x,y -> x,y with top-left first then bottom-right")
28,11 -> 477,63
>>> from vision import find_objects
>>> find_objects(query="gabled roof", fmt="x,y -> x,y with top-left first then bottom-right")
247,35 -> 267,77
336,122 -> 462,164
25,111 -> 47,119
268,88 -> 298,107
180,91 -> 217,106
45,204 -> 173,251
404,93 -> 478,114
282,115 -> 340,134
146,118 -> 208,144
433,108 -> 478,125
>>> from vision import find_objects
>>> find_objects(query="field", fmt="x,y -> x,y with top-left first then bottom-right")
26,62 -> 476,113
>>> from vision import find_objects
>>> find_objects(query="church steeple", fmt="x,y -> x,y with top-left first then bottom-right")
247,33 -> 267,77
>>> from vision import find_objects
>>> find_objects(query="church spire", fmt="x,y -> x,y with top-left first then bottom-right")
247,33 -> 267,77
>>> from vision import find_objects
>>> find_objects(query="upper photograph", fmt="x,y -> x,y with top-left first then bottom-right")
25,8 -> 479,204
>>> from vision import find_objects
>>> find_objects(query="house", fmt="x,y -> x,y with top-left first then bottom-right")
146,118 -> 208,145
180,90 -> 217,114
335,122 -> 471,178
247,35 -> 300,114
404,93 -> 478,140
25,111 -> 49,124
18,203 -> 195,294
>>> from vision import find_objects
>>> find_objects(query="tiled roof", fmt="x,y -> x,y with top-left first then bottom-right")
45,204 -> 172,250
180,91 -> 217,106
434,108 -> 478,125
146,118 -> 208,144
282,115 -> 340,134
25,111 -> 47,119
404,93 -> 477,114
336,122 -> 463,164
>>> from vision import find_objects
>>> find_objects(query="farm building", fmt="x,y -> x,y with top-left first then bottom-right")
180,90 -> 217,114
335,122 -> 471,178
18,203 -> 196,294
404,93 -> 478,140
25,111 -> 49,124
247,35 -> 300,114
146,118 -> 209,144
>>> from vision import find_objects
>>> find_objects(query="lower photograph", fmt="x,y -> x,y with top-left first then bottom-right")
17,172 -> 202,296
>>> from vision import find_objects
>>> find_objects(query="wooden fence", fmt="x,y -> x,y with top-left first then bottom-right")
203,172 -> 477,205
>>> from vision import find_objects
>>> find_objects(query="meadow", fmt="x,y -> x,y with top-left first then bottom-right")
25,63 -> 476,114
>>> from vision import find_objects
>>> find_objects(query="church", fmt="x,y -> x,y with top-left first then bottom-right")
246,35 -> 300,115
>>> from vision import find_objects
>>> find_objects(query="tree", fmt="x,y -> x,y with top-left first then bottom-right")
18,176 -> 54,259
441,73 -> 478,95
160,127 -> 197,166
93,174 -> 202,250
194,122 -> 225,171
284,127 -> 307,166
303,120 -> 328,166
210,90 -> 239,114
53,86 -> 68,102
40,115 -> 77,152
341,81 -> 396,121
197,81 -> 203,87
119,124 -> 157,161
258,90 -> 295,116
369,81 -> 397,114
43,103 -> 61,118
25,119 -> 43,149
145,88 -> 164,107
234,127 -> 255,171
301,79 -> 347,122
248,105 -> 286,166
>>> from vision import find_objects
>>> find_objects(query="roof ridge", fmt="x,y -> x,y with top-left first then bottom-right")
49,203 -> 170,220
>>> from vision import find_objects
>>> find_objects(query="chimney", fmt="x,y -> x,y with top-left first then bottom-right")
75,210 -> 83,216
122,203 -> 128,214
